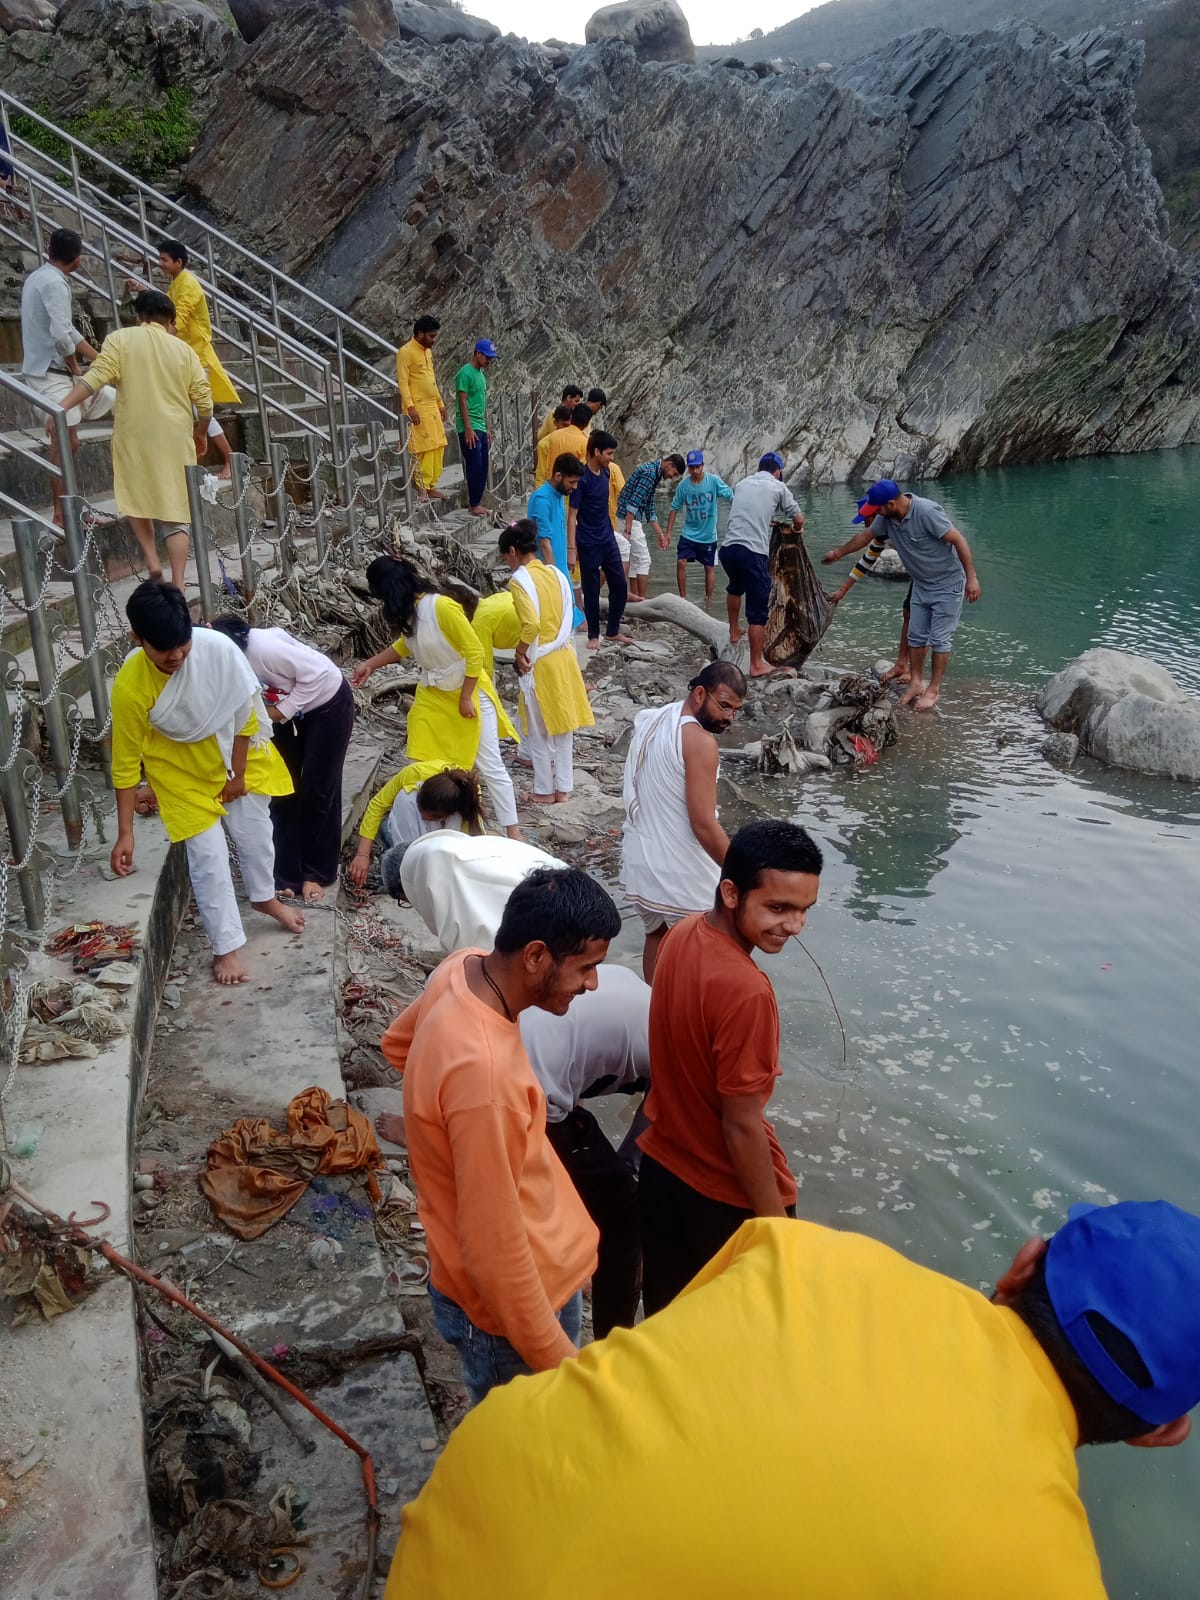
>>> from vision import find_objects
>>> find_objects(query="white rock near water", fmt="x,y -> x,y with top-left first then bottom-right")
1036,649 -> 1200,783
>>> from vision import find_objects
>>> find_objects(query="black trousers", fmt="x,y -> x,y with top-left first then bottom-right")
269,678 -> 355,892
546,1106 -> 641,1338
639,1151 -> 794,1316
577,531 -> 628,640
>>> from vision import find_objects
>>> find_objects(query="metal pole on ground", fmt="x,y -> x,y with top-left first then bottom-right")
58,465 -> 111,778
304,434 -> 328,567
269,443 -> 293,584
228,453 -> 258,615
12,521 -> 84,850
0,665 -> 45,932
185,465 -> 217,621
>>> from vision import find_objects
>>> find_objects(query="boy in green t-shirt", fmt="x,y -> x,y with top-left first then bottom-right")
455,338 -> 497,515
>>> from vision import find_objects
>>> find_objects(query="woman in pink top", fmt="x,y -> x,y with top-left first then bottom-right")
212,617 -> 353,904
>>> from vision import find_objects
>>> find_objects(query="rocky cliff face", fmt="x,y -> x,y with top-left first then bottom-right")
7,2 -> 1199,483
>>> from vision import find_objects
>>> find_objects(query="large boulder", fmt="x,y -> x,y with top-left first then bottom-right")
1036,648 -> 1200,783
391,0 -> 498,46
228,0 -> 396,46
0,0 -> 57,33
585,0 -> 693,63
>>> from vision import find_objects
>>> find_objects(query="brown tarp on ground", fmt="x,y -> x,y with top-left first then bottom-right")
764,523 -> 835,668
199,1086 -> 385,1240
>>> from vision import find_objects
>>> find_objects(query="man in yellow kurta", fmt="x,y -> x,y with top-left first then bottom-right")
110,581 -> 303,986
534,404 -> 591,487
500,522 -> 593,803
157,239 -> 241,405
396,314 -> 448,498
537,385 -> 583,443
60,290 -> 211,590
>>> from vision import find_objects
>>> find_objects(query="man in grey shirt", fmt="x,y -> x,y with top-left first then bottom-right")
824,478 -> 981,711
720,451 -> 805,677
20,227 -> 99,527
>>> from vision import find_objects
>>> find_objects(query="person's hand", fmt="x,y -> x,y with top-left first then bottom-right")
193,427 -> 209,460
462,427 -> 477,451
350,661 -> 374,689
439,404 -> 448,422
347,850 -> 370,888
406,406 -> 420,425
821,547 -> 842,565
657,528 -> 669,550
267,703 -> 286,722
123,276 -> 142,294
219,774 -> 248,804
515,645 -> 531,675
966,578 -> 981,603
459,687 -> 478,720
111,833 -> 135,877
825,590 -> 841,606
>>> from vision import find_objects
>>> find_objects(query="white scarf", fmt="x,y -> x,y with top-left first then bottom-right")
149,626 -> 271,776
510,562 -> 572,671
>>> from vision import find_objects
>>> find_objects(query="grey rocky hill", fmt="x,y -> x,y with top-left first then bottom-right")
3,1 -> 1199,482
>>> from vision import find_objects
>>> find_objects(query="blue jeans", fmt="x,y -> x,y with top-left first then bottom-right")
458,429 -> 489,508
428,1284 -> 583,1405
907,586 -> 964,653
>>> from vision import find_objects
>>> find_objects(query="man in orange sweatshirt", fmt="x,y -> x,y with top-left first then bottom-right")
381,866 -> 621,1402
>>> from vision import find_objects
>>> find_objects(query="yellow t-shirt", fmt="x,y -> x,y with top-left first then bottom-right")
111,649 -> 292,843
535,424 -> 588,486
608,460 -> 625,530
470,591 -> 522,682
385,1219 -> 1106,1600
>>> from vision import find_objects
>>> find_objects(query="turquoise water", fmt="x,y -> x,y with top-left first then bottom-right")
644,448 -> 1200,1597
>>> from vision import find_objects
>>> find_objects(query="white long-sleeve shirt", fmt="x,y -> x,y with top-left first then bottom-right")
519,964 -> 651,1123
243,626 -> 344,720
20,262 -> 83,377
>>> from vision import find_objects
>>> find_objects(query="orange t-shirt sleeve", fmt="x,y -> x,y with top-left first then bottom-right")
446,1099 -> 579,1371
380,999 -> 420,1076
711,987 -> 780,1099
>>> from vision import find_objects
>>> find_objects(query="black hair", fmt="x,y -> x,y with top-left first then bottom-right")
1009,1255 -> 1155,1445
135,288 -> 176,323
417,768 -> 482,834
494,867 -> 621,961
126,579 -> 192,651
159,238 -> 189,266
552,453 -> 584,479
413,314 -> 440,335
553,403 -> 573,425
588,430 -> 618,456
498,519 -> 539,557
587,388 -> 607,405
561,385 -> 583,402
759,453 -> 783,473
210,615 -> 251,651
570,403 -> 593,430
664,453 -> 686,475
721,819 -> 823,895
364,554 -> 478,637
689,660 -> 747,697
48,228 -> 84,265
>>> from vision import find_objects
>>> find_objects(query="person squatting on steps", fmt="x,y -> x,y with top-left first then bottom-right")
210,616 -> 355,906
109,581 -> 304,986
351,554 -> 521,838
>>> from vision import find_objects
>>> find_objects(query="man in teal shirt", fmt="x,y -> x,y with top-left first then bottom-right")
455,338 -> 497,515
664,450 -> 733,605
528,453 -> 585,629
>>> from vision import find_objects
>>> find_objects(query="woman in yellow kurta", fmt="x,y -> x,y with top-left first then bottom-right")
158,240 -> 241,404
499,520 -> 594,803
351,556 -> 521,837
110,581 -> 300,986
347,762 -> 483,893
60,290 -> 212,590
396,316 -> 448,497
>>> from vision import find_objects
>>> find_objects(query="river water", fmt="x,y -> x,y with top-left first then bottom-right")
632,446 -> 1200,1597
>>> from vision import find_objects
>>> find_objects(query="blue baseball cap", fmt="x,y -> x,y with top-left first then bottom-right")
1045,1201 -> 1200,1426
851,496 -> 879,526
474,338 -> 498,359
761,450 -> 785,472
686,450 -> 704,467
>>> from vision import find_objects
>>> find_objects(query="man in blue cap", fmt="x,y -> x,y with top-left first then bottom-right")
384,1198 -> 1200,1596
823,479 -> 980,710
721,452 -> 805,678
455,338 -> 498,516
665,450 -> 734,607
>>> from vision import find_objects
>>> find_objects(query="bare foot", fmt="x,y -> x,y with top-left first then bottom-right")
148,565 -> 164,581
427,488 -> 447,501
729,625 -> 744,644
587,638 -> 602,652
376,1111 -> 406,1146
302,881 -> 326,905
213,951 -> 249,985
879,663 -> 911,685
217,466 -> 232,482
898,681 -> 924,708
468,506 -> 489,517
914,687 -> 941,712
253,897 -> 306,934
514,753 -> 534,768
278,888 -> 297,900
554,790 -> 572,802
749,664 -> 777,678
530,792 -> 558,804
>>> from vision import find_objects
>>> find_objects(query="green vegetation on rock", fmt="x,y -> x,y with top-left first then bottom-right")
11,89 -> 200,184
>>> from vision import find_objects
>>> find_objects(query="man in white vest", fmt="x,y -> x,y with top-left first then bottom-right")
620,661 -> 747,981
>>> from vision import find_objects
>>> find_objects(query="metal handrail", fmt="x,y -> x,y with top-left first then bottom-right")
0,89 -> 398,381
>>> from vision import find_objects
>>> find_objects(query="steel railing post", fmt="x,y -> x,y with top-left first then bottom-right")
269,443 -> 293,584
368,421 -> 388,531
339,425 -> 360,562
400,414 -> 415,520
0,667 -> 44,931
98,226 -> 120,325
12,520 -> 84,850
26,177 -> 44,260
305,434 -> 328,566
185,465 -> 217,621
57,427 -> 112,779
228,453 -> 258,614
248,323 -> 271,463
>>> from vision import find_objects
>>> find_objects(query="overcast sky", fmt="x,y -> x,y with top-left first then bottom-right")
468,0 -> 821,49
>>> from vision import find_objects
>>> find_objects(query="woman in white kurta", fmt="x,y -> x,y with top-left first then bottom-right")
499,519 -> 594,802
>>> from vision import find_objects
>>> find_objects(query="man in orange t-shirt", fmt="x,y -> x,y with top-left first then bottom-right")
638,818 -> 823,1314
380,866 -> 621,1402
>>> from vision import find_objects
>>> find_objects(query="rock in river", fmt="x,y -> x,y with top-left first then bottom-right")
1036,648 -> 1200,783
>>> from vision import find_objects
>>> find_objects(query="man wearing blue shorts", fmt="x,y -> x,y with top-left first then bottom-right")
825,478 -> 981,711
720,452 -> 804,678
665,450 -> 733,607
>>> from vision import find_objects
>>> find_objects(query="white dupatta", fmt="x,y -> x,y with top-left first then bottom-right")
148,626 -> 271,776
510,562 -> 572,671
